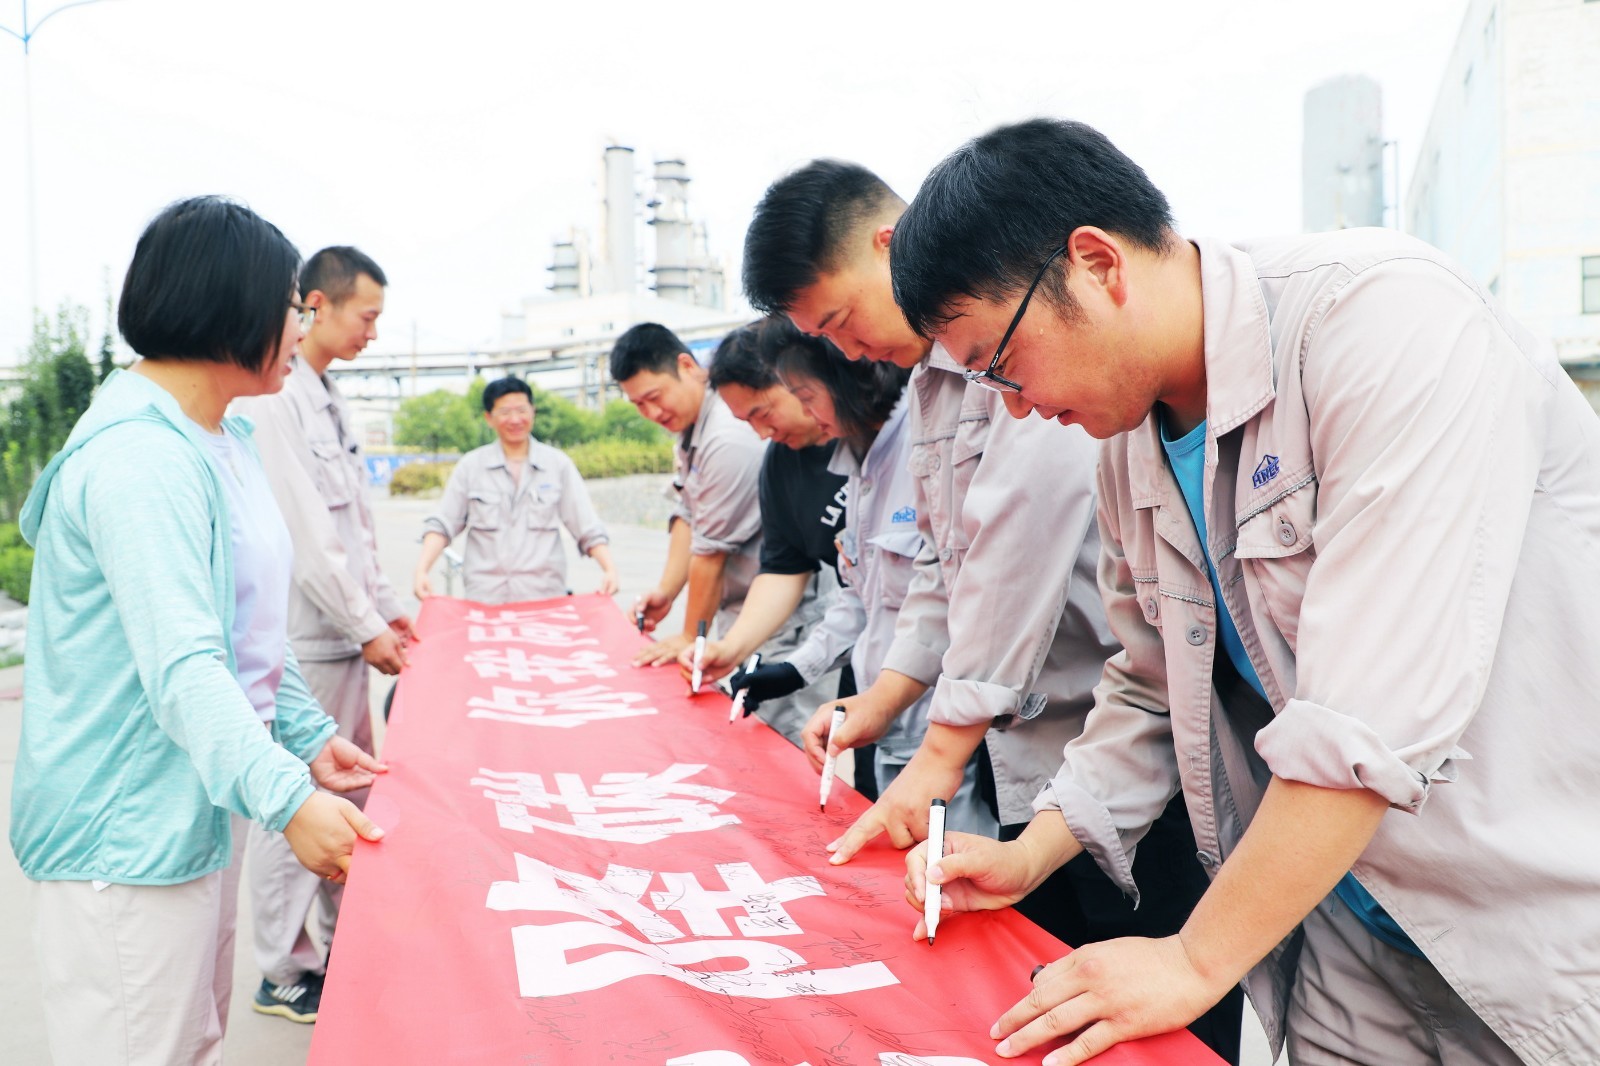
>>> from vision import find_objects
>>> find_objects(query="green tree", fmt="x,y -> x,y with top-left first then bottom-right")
97,331 -> 117,382
528,385 -> 602,448
600,398 -> 668,444
393,388 -> 487,454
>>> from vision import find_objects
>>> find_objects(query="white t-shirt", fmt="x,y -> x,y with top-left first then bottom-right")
199,425 -> 294,723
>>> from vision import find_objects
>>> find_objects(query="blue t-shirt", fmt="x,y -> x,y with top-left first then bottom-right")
199,425 -> 294,723
1160,414 -> 1422,958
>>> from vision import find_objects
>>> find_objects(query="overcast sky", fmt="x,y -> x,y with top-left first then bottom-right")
0,0 -> 1470,363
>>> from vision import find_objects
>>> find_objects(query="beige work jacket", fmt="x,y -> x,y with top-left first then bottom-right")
234,359 -> 403,661
422,440 -> 609,604
1042,230 -> 1600,1061
882,348 -> 1118,825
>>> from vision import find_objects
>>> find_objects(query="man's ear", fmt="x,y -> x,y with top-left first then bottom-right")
1068,227 -> 1129,306
871,224 -> 895,253
676,351 -> 700,377
304,289 -> 329,310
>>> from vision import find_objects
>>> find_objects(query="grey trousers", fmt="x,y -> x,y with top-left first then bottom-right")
1287,895 -> 1523,1066
247,654 -> 371,984
34,816 -> 246,1066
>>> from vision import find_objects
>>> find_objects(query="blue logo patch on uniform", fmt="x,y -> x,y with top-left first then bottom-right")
891,506 -> 917,524
1252,454 -> 1280,489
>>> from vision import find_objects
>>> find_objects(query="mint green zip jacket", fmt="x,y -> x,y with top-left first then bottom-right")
11,369 -> 337,885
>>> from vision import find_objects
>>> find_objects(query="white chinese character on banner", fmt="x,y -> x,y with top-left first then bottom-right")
464,649 -> 617,685
473,764 -> 739,844
465,605 -> 598,648
487,853 -> 897,1000
465,684 -> 655,728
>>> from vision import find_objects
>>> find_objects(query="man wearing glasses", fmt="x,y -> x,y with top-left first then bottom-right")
890,118 -> 1599,1066
234,246 -> 414,1024
743,160 -> 1241,1063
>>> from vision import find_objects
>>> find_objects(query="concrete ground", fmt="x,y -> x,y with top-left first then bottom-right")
0,489 -> 1279,1064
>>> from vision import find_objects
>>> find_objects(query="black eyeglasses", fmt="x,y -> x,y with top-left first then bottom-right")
963,244 -> 1068,394
290,300 -> 317,333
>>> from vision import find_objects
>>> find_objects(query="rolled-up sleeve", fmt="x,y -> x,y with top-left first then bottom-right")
422,456 -> 472,542
929,408 -> 1101,727
1253,261 -> 1540,812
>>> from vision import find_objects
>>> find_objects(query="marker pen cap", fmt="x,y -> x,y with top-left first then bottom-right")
696,620 -> 708,638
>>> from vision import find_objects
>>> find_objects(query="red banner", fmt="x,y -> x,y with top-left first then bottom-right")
309,596 -> 1219,1066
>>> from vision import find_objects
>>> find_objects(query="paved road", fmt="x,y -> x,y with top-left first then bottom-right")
0,489 -> 1279,1064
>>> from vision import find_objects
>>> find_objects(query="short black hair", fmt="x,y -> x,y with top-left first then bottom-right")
301,246 -> 387,305
483,375 -> 533,413
891,118 -> 1177,337
118,195 -> 301,372
766,319 -> 909,450
707,320 -> 778,392
742,160 -> 904,315
609,322 -> 688,383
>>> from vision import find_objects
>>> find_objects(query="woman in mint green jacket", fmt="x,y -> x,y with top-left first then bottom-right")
11,197 -> 386,1065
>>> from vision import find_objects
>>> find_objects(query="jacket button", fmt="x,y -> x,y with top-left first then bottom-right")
931,455 -> 942,471
1144,598 -> 1158,619
1196,850 -> 1218,868
939,548 -> 952,561
1277,519 -> 1296,545
1186,626 -> 1206,646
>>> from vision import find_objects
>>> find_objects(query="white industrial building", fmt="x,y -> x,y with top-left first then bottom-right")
1302,75 -> 1387,232
1405,0 -> 1600,404
500,145 -> 733,351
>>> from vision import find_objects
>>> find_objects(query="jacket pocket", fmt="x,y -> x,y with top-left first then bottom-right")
309,440 -> 356,508
527,481 -> 562,531
1233,481 -> 1317,649
467,490 -> 502,531
869,529 -> 924,609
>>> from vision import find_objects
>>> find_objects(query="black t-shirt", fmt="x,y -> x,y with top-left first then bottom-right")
757,441 -> 848,576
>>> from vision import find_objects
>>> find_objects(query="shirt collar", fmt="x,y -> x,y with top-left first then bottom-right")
1127,237 -> 1277,505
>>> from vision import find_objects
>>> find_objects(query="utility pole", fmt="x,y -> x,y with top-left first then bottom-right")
1,1 -> 118,316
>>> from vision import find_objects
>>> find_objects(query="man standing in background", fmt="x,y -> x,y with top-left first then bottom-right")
234,246 -> 414,1023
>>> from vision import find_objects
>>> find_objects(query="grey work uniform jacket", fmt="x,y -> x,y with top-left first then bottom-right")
235,358 -> 403,662
882,348 -> 1118,825
423,440 -> 609,604
1040,230 -> 1600,1062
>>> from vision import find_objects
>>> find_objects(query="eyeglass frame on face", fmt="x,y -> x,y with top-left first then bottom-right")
290,300 -> 317,333
962,243 -> 1069,394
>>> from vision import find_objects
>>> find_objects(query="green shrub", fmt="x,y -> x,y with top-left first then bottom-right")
0,543 -> 33,605
389,461 -> 456,496
567,438 -> 676,479
0,522 -> 25,550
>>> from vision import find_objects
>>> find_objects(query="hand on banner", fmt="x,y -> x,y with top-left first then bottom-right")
826,749 -> 965,864
363,629 -> 410,675
725,661 -> 803,713
310,735 -> 389,793
390,614 -> 419,644
676,638 -> 744,687
413,569 -> 435,600
284,792 -> 385,884
801,692 -> 897,773
632,588 -> 673,634
595,568 -> 620,597
903,832 -> 1042,936
988,935 -> 1222,1065
634,632 -> 693,668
